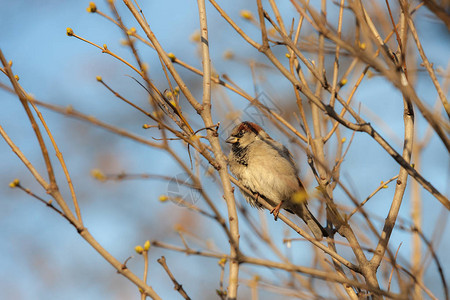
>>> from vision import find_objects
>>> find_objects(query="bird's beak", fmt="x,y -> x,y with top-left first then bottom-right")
225,136 -> 238,144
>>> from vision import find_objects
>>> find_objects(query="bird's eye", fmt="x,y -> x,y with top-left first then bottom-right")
235,131 -> 244,138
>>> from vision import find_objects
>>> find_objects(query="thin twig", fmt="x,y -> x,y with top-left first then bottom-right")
157,256 -> 191,300
348,175 -> 399,219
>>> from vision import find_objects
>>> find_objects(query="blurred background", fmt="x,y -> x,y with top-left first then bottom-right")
1,1 -> 449,299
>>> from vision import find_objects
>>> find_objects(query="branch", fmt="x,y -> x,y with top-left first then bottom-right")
157,256 -> 191,300
196,0 -> 241,297
152,241 -> 405,299
122,0 -> 202,113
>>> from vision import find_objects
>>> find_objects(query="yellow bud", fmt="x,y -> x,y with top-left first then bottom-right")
190,31 -> 201,43
380,181 -> 384,185
9,179 -> 20,188
142,63 -> 149,72
285,53 -> 291,58
315,185 -> 325,193
96,76 -> 102,82
167,53 -> 176,61
165,91 -> 173,98
87,2 -> 97,13
152,110 -> 164,118
212,71 -> 219,79
144,240 -> 151,251
135,245 -> 144,254
14,75 -> 19,81
268,28 -> 277,36
48,199 -> 53,205
359,42 -> 366,50
205,167 -> 214,177
240,10 -> 253,20
173,224 -> 184,232
340,78 -> 348,86
8,60 -> 13,67
66,105 -> 74,114
127,27 -> 136,35
218,258 -> 227,266
142,124 -> 151,129
159,195 -> 168,202
383,185 -> 388,189
91,169 -> 106,181
223,50 -> 234,60
411,163 -> 415,168
341,137 -> 346,143
66,28 -> 74,36
103,44 -> 108,50
291,190 -> 308,204
216,290 -> 227,297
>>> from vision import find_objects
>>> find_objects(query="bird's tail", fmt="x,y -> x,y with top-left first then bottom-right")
291,203 -> 327,240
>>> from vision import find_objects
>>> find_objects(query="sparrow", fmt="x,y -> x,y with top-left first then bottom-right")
226,121 -> 326,240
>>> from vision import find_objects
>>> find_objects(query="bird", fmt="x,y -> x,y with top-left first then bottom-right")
226,121 -> 326,240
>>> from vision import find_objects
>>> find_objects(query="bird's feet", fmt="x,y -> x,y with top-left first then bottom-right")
270,201 -> 284,221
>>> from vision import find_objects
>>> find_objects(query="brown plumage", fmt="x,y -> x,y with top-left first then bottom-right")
226,121 -> 326,240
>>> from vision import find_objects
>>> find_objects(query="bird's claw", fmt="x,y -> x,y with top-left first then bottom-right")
270,201 -> 283,221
